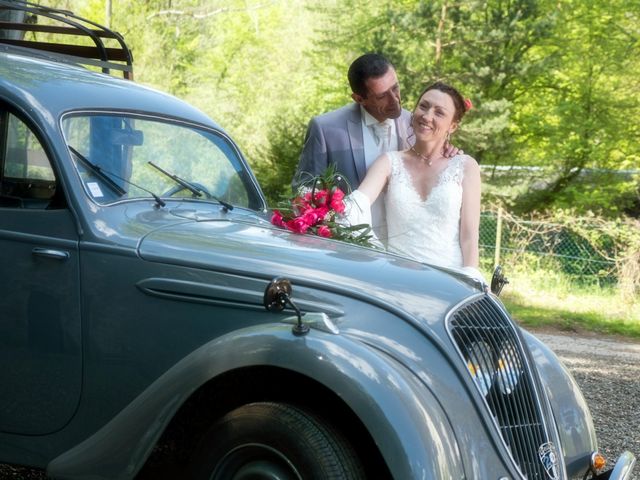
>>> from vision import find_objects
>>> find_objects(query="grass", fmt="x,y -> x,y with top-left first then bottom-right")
501,296 -> 640,338
481,263 -> 640,339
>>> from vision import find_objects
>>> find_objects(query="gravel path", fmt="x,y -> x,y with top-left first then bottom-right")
534,331 -> 640,479
2,331 -> 638,479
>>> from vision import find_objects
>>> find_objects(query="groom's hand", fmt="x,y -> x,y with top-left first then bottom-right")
443,142 -> 463,158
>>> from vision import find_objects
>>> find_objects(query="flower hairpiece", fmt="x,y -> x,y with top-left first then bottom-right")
464,98 -> 473,111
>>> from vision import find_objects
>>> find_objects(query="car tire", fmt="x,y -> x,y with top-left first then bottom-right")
189,401 -> 365,480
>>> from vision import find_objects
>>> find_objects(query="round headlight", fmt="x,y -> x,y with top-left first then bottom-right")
496,346 -> 522,395
465,341 -> 495,396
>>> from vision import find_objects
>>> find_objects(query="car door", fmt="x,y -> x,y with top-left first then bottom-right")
0,108 -> 82,435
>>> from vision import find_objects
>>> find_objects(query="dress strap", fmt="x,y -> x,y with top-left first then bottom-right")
387,151 -> 402,177
441,154 -> 467,185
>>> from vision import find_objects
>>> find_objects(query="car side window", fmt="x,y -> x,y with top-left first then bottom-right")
1,112 -> 60,208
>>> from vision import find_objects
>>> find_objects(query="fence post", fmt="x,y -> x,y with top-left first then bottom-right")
494,207 -> 503,268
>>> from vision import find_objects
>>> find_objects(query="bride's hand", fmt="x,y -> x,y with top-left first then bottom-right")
461,266 -> 486,284
341,190 -> 371,226
340,191 -> 384,249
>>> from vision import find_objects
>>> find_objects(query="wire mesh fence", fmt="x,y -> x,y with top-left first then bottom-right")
479,208 -> 619,285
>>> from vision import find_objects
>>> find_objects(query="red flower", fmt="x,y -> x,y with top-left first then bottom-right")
314,206 -> 330,219
302,209 -> 322,226
271,210 -> 285,227
269,165 -> 374,247
464,98 -> 473,111
331,188 -> 345,201
286,217 -> 310,234
317,225 -> 332,238
313,189 -> 329,206
329,188 -> 346,214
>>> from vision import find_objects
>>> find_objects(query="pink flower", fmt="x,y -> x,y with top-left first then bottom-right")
464,98 -> 473,111
313,189 -> 329,206
271,210 -> 285,227
314,206 -> 330,219
331,188 -> 345,200
286,217 -> 310,234
329,188 -> 346,214
317,225 -> 332,238
302,209 -> 321,226
329,199 -> 345,214
269,167 -> 373,246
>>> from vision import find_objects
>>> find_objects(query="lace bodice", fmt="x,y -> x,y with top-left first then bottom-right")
385,151 -> 468,268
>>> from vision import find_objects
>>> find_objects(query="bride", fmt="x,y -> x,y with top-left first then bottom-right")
347,81 -> 483,279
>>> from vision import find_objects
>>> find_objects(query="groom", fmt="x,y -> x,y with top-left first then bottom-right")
293,53 -> 411,243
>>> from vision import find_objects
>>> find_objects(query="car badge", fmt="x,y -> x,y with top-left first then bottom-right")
538,442 -> 560,480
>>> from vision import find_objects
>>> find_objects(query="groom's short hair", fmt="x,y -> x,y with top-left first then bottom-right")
348,53 -> 394,98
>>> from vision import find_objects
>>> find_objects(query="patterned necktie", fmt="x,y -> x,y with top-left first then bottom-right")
372,122 -> 391,153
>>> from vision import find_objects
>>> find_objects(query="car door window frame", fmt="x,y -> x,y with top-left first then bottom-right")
0,105 -> 66,210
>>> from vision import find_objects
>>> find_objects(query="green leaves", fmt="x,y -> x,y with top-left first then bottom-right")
43,0 -> 639,218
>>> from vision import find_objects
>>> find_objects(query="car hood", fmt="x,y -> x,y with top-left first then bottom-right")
137,213 -> 480,328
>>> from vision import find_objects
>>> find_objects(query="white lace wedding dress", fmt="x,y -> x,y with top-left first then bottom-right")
384,151 -> 469,268
343,151 -> 484,280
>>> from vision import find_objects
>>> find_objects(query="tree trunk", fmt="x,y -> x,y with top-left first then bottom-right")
434,2 -> 448,70
106,0 -> 112,28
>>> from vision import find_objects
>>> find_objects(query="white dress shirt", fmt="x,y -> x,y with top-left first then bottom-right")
360,107 -> 398,245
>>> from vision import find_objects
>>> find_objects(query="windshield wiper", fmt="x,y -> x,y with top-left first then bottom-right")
148,161 -> 233,211
68,146 -> 126,197
148,161 -> 202,197
69,146 -> 166,208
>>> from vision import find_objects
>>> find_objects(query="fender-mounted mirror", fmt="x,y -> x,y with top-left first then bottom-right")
491,265 -> 509,296
263,277 -> 309,336
263,277 -> 292,312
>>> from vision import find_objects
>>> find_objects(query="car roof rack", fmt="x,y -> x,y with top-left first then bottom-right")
0,0 -> 133,80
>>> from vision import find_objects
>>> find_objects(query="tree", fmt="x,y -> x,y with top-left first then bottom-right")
27,0 -> 640,214
513,0 -> 640,214
307,0 -> 557,162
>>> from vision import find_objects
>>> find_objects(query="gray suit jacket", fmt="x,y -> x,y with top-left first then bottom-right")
294,103 -> 412,191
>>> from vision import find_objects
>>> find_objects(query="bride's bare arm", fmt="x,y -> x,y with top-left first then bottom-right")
460,157 -> 481,268
356,153 -> 392,204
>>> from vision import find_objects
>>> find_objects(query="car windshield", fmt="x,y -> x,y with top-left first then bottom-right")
62,113 -> 262,209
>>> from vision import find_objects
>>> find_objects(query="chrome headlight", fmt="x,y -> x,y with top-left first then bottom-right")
464,342 -> 523,397
496,346 -> 523,395
465,341 -> 495,396
449,296 -> 555,480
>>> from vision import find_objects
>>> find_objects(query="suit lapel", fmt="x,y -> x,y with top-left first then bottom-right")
347,105 -> 366,184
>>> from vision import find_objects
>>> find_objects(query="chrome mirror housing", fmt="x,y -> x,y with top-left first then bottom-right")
491,265 -> 509,296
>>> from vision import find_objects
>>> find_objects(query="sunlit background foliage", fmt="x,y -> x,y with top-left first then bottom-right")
40,0 -> 639,216
9,0 -> 640,330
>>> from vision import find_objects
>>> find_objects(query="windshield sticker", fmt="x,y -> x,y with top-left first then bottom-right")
87,182 -> 104,198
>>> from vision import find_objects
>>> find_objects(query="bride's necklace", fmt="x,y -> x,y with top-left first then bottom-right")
410,146 -> 438,166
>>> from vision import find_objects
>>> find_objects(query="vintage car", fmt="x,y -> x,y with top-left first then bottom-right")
0,3 -> 636,480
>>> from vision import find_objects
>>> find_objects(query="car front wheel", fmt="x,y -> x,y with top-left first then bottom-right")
189,402 -> 365,480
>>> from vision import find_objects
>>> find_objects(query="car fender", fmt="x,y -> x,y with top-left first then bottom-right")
48,323 -> 463,480
523,330 -> 598,476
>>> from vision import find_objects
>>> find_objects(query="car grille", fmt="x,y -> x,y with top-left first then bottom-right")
447,295 -> 557,479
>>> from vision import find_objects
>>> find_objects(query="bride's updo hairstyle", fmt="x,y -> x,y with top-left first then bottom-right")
418,82 -> 468,123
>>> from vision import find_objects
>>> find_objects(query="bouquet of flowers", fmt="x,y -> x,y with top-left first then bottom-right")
270,166 -> 376,247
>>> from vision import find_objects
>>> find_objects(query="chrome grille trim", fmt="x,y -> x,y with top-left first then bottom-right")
446,294 -> 559,479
